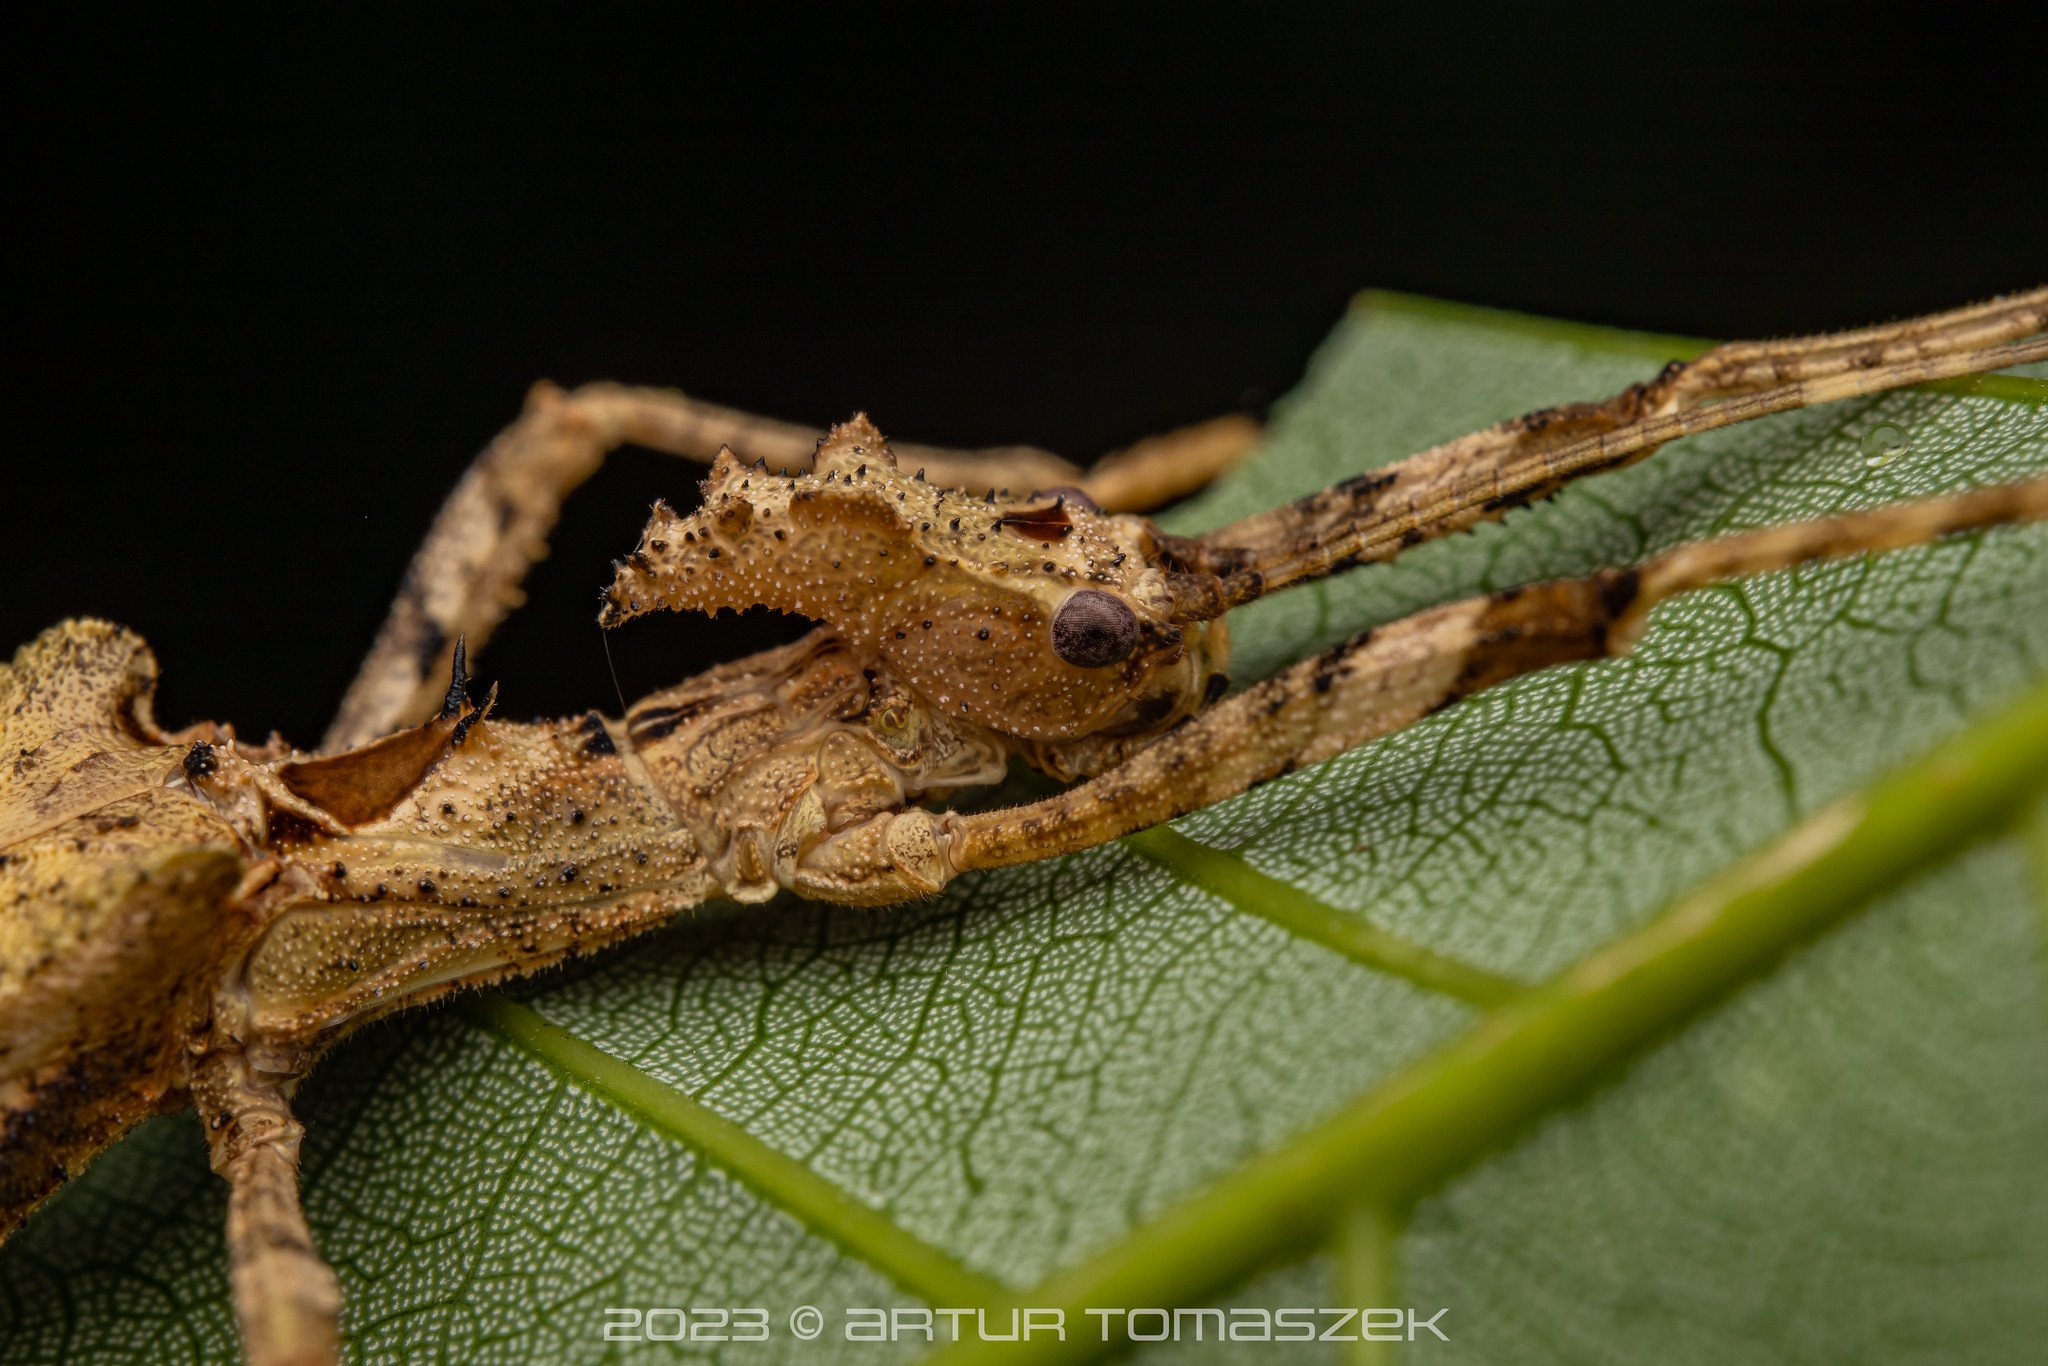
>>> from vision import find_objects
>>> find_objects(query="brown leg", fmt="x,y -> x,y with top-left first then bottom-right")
1068,412 -> 1262,510
192,1055 -> 342,1366
958,476 -> 2048,872
1171,288 -> 2048,610
324,383 -> 1258,750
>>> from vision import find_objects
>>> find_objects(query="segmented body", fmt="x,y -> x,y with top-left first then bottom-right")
0,621 -> 1003,1232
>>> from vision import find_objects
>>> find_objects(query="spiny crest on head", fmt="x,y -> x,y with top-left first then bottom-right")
810,413 -> 896,479
599,413 -> 920,630
594,413 -> 1212,740
698,415 -> 898,492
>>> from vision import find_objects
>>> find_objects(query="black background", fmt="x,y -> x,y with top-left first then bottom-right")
9,5 -> 2044,743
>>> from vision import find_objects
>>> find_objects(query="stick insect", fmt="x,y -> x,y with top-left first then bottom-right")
3,288 -> 2045,1366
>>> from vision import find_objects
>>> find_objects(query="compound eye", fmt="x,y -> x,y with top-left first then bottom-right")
1051,589 -> 1139,668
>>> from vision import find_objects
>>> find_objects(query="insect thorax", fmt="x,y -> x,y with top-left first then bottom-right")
622,629 -> 1009,899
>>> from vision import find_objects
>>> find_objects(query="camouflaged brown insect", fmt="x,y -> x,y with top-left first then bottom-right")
4,288 -> 2047,1366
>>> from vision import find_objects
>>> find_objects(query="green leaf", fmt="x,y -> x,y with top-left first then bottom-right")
5,295 -> 2046,1365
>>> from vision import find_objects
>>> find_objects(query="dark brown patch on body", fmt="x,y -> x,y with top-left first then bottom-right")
997,500 -> 1075,542
576,711 -> 616,756
280,708 -> 471,827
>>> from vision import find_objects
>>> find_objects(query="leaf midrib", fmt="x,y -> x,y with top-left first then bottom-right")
924,672 -> 2048,1366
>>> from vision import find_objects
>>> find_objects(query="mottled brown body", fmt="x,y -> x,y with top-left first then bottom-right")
2,288 -> 2044,1366
2,623 -> 1017,1235
0,624 -> 246,1231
